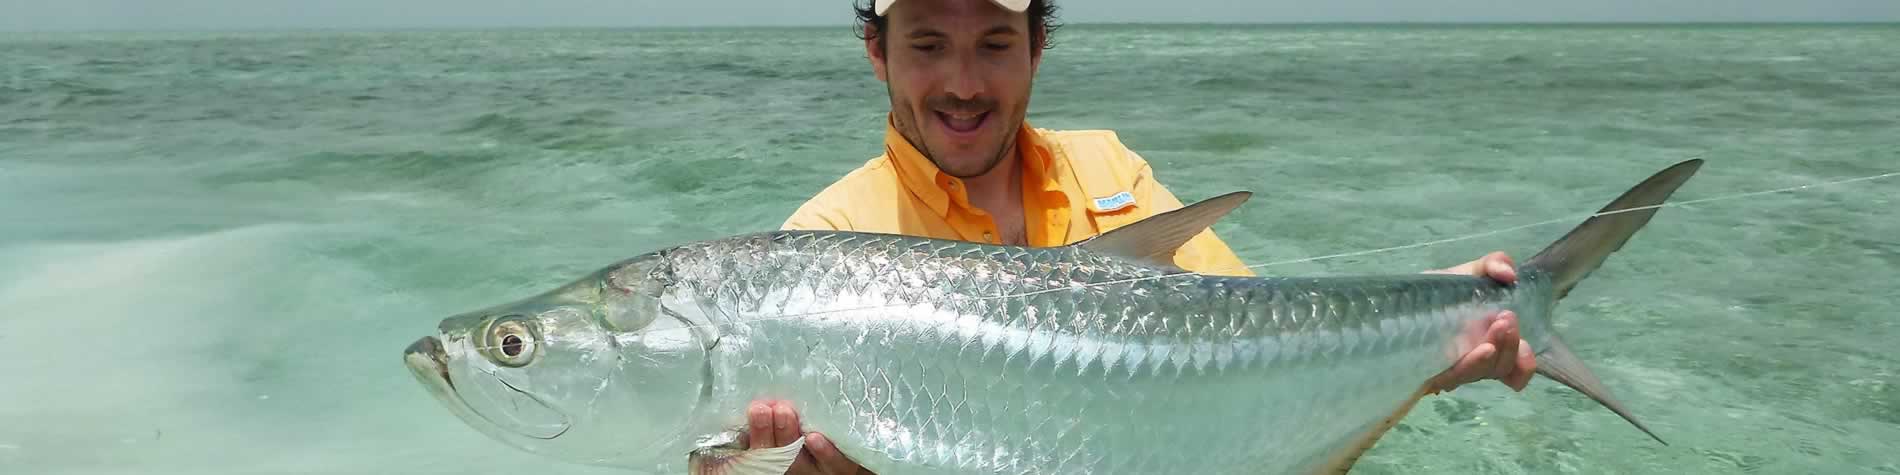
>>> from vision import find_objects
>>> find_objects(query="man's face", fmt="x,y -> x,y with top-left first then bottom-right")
870,0 -> 1041,179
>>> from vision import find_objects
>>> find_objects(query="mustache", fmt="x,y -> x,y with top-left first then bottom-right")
927,95 -> 996,115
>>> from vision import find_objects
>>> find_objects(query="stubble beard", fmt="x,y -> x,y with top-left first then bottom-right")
889,86 -> 1019,180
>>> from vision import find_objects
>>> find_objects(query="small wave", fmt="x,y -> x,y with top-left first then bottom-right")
452,109 -> 626,146
556,108 -> 616,128
206,148 -> 511,189
1177,132 -> 1268,153
335,192 -> 430,207
702,61 -> 783,80
1542,76 -> 1733,92
216,55 -> 274,72
48,79 -> 119,97
77,58 -> 134,67
450,112 -> 533,141
1189,76 -> 1268,90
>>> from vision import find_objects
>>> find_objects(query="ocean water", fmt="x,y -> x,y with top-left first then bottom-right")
2,23 -> 1896,474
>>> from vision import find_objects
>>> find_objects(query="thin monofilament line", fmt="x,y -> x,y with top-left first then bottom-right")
465,168 -> 1898,349
1021,169 -> 1900,298
1221,169 -> 1900,274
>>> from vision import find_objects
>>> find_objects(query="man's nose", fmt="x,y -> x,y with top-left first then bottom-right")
943,52 -> 985,100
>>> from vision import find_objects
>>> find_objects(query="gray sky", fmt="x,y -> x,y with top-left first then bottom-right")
5,0 -> 1898,32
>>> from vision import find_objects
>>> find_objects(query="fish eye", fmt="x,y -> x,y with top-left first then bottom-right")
501,334 -> 525,357
483,316 -> 540,367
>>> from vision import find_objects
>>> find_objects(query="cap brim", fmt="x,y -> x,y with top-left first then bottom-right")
992,0 -> 1030,12
875,0 -> 1029,15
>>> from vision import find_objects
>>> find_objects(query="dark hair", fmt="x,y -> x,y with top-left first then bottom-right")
854,0 -> 1063,54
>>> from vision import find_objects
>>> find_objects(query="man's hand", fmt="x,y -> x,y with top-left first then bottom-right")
1422,251 -> 1537,394
747,400 -> 871,475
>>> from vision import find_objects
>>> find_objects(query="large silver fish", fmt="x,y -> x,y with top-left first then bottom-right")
404,160 -> 1701,474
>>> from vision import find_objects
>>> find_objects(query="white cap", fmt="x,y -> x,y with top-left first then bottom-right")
875,0 -> 1030,15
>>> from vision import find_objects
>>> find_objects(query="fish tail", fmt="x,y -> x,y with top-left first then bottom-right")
1521,158 -> 1703,446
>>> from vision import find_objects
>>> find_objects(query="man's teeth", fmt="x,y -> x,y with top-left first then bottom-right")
941,111 -> 985,132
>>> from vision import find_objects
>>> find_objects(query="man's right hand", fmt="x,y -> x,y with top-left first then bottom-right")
747,400 -> 872,475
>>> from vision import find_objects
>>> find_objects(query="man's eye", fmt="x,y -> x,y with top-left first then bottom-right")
911,44 -> 942,53
984,43 -> 1010,51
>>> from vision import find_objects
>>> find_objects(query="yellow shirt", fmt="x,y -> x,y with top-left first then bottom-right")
781,118 -> 1254,277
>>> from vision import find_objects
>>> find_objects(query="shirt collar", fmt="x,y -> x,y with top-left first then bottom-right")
881,114 -> 1055,219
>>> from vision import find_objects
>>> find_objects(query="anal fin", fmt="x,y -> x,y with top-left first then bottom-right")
689,435 -> 806,475
1536,336 -> 1667,445
1308,387 -> 1430,475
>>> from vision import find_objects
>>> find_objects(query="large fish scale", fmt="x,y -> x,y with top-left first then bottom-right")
664,230 -> 1547,474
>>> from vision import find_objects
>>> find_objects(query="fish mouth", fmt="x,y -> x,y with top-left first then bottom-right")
404,335 -> 572,441
404,336 -> 460,407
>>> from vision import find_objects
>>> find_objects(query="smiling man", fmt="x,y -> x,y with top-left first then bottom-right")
761,1 -> 1537,473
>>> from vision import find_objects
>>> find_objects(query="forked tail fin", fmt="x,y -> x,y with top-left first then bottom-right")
1523,158 -> 1704,446
1529,159 -> 1704,300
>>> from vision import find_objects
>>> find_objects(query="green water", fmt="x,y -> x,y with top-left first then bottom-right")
1,24 -> 1896,474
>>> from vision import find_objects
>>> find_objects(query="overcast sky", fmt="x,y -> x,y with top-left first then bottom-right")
5,0 -> 1898,32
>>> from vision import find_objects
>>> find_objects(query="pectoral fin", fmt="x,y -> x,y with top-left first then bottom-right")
1074,191 -> 1250,269
688,435 -> 806,475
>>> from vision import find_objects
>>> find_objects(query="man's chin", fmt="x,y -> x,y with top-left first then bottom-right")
916,123 -> 1016,178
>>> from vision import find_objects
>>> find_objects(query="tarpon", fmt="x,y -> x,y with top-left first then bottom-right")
403,160 -> 1702,474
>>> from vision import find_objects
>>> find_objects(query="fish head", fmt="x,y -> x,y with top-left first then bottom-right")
405,253 -> 712,469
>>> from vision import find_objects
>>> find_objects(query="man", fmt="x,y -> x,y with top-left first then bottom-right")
754,1 -> 1537,473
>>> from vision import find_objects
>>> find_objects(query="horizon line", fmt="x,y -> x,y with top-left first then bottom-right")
5,19 -> 1896,35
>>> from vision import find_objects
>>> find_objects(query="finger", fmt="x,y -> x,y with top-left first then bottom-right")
1485,252 -> 1517,284
1490,311 -> 1520,380
787,448 -> 819,475
1425,260 -> 1477,276
1440,342 -> 1496,391
747,401 -> 775,448
806,432 -> 855,475
773,401 -> 801,452
1454,311 -> 1498,355
1506,338 -> 1538,391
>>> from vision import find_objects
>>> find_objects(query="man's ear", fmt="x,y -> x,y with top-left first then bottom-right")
1030,23 -> 1045,70
866,23 -> 888,82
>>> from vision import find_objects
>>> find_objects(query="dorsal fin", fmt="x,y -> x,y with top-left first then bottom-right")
1074,191 -> 1251,269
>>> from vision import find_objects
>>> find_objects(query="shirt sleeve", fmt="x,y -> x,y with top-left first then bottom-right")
1124,150 -> 1257,277
780,196 -> 848,231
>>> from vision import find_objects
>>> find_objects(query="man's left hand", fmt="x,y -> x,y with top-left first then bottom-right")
1423,251 -> 1538,394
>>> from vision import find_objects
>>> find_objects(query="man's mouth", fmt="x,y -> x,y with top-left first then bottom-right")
936,110 -> 989,134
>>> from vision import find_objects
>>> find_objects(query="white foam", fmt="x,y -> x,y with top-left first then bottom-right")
0,225 -> 301,303
0,225 -> 310,419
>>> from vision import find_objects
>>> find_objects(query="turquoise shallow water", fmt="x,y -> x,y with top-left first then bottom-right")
2,24 -> 1897,473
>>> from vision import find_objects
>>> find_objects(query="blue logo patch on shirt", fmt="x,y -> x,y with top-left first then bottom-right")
1091,191 -> 1136,212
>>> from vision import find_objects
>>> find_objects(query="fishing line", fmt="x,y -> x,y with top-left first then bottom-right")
1208,168 -> 1900,275
461,165 -> 1898,349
